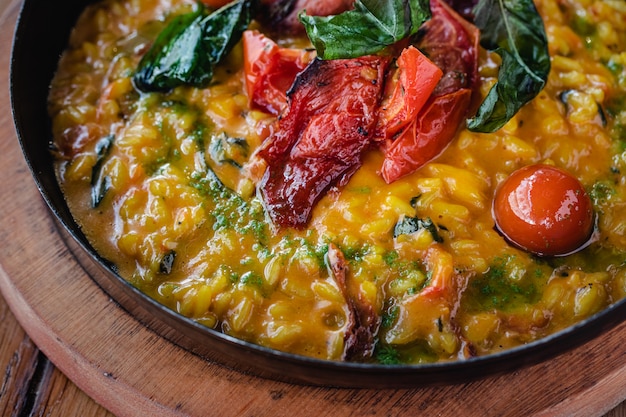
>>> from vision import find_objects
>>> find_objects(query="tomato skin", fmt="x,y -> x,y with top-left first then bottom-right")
257,56 -> 389,229
378,0 -> 479,183
242,30 -> 313,115
198,0 -> 231,8
380,88 -> 472,183
493,164 -> 595,257
376,46 -> 443,140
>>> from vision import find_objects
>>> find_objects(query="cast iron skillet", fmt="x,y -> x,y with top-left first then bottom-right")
10,0 -> 626,388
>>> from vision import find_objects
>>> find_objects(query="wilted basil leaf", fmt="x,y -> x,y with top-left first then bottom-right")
209,132 -> 249,168
467,0 -> 550,133
159,250 -> 177,274
133,0 -> 256,92
300,0 -> 431,60
393,216 -> 443,242
91,134 -> 114,208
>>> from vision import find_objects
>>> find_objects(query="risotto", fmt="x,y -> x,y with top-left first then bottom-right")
48,0 -> 626,364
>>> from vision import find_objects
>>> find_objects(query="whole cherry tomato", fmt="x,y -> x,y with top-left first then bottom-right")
493,164 -> 595,257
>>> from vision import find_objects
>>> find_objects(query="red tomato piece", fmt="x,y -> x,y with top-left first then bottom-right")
493,164 -> 595,257
379,0 -> 479,183
376,46 -> 443,140
198,0 -> 231,8
420,0 -> 479,96
380,89 -> 472,183
55,123 -> 106,159
242,30 -> 314,115
257,56 -> 389,229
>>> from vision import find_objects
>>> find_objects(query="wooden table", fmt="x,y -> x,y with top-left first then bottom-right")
2,0 -> 626,415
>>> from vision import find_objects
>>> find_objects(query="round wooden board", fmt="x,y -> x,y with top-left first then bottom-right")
1,5 -> 626,417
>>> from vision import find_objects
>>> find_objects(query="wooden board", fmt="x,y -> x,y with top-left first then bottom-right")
1,5 -> 626,417
0,295 -> 117,417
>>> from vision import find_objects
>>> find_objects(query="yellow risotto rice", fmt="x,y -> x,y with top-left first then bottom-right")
49,0 -> 626,364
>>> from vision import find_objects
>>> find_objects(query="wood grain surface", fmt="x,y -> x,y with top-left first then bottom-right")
0,299 -> 115,416
1,1 -> 626,416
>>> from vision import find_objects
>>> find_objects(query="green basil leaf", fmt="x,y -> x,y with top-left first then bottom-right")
159,250 -> 177,274
133,0 -> 256,92
393,216 -> 443,242
299,0 -> 431,60
209,132 -> 249,168
467,0 -> 550,133
90,134 -> 115,208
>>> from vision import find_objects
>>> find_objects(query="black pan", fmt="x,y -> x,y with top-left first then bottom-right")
10,0 -> 626,388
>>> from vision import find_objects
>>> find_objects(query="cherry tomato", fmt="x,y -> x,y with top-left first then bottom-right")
493,164 -> 595,257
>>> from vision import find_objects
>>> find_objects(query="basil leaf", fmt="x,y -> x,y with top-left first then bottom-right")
209,132 -> 249,168
393,216 -> 443,242
159,250 -> 176,274
467,0 -> 550,133
133,0 -> 256,92
299,0 -> 431,60
90,134 -> 115,208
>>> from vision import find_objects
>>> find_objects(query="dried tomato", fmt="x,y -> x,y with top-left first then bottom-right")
242,30 -> 313,115
257,56 -> 389,229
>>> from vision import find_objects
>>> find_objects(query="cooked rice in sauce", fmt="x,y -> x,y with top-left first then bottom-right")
49,0 -> 626,364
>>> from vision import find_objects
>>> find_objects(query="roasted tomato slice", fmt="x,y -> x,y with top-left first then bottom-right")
379,0 -> 479,183
380,89 -> 473,182
257,56 -> 389,229
242,30 -> 314,115
326,243 -> 380,360
375,46 -> 443,140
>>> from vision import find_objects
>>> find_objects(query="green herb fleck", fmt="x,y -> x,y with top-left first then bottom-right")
342,244 -> 370,263
383,250 -> 400,267
240,271 -> 264,287
570,14 -> 595,37
467,256 -> 539,310
375,345 -> 403,365
590,180 -> 616,206
381,304 -> 399,328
